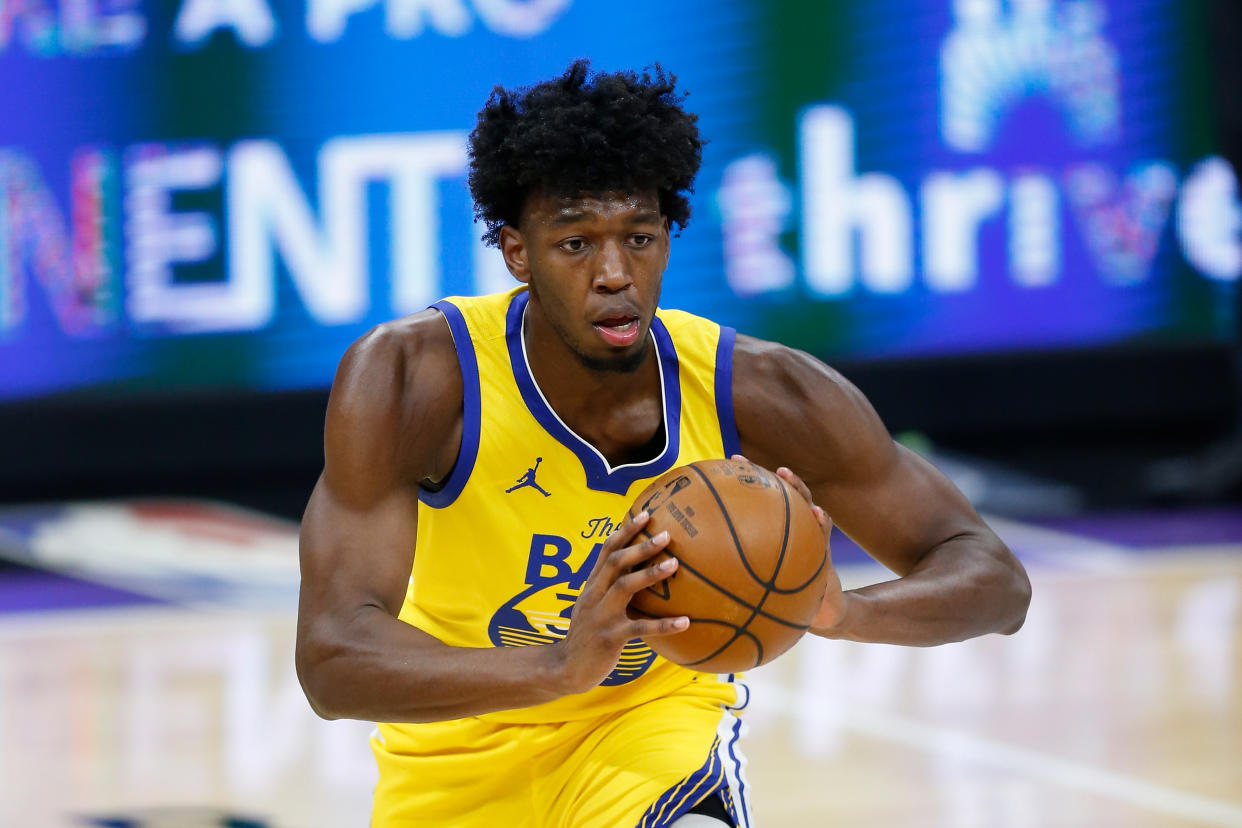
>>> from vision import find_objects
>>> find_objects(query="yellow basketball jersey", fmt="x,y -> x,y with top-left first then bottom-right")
382,286 -> 743,738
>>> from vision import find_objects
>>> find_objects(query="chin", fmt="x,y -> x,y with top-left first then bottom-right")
576,342 -> 650,374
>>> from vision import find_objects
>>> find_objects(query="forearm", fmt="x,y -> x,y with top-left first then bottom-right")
297,608 -> 571,723
812,534 -> 1031,646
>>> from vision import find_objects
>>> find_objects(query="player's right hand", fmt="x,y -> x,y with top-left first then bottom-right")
550,510 -> 688,694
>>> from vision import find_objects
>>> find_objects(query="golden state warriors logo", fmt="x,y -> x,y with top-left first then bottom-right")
488,517 -> 658,686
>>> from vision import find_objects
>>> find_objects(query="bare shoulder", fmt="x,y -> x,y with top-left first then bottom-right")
330,309 -> 460,409
731,333 -> 895,486
324,309 -> 463,505
732,334 -> 865,420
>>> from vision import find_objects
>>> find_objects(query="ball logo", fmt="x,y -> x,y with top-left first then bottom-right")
637,474 -> 691,514
735,471 -> 772,490
644,575 -> 672,601
714,457 -> 771,490
487,529 -> 657,686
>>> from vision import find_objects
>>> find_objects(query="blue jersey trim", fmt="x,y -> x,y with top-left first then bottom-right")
635,735 -> 728,828
725,715 -> 751,828
419,300 -> 481,509
715,326 -> 740,459
505,291 -> 682,495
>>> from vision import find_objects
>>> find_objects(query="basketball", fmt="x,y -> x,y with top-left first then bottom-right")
626,458 -> 829,673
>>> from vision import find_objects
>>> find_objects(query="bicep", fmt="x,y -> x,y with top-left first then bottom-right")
298,315 -> 458,626
734,340 -> 989,575
299,475 -> 420,623
813,442 -> 987,576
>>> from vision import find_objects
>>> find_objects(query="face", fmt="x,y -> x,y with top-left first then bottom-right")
500,190 -> 670,374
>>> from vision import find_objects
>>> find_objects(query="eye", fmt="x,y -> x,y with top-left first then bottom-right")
559,238 -> 587,253
630,234 -> 654,247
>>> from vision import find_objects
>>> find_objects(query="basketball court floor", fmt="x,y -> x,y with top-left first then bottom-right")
0,500 -> 1239,827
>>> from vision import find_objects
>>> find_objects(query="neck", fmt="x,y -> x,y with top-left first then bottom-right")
521,303 -> 665,464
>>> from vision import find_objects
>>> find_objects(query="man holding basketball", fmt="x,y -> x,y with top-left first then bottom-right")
296,61 -> 1031,827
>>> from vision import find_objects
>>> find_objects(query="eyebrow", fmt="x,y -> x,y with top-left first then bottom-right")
549,210 -> 590,226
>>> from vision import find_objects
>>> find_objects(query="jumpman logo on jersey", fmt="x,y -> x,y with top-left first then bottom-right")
506,457 -> 551,497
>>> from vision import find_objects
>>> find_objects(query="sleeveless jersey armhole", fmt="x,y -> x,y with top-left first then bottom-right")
714,326 -> 741,459
419,300 -> 481,508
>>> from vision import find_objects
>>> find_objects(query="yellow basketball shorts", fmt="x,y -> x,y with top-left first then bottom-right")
370,683 -> 754,827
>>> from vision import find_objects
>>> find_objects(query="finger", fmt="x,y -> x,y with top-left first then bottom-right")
579,513 -> 653,599
614,552 -> 678,597
610,529 -> 672,574
604,510 -> 650,552
777,466 -> 814,505
730,453 -> 750,463
629,615 -> 690,638
812,505 -> 835,556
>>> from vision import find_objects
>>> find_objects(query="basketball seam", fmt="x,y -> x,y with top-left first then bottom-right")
720,466 -> 788,666
686,465 -> 766,586
660,548 -> 809,631
628,607 -> 765,668
631,465 -> 823,670
633,523 -> 807,630
684,464 -> 786,668
670,472 -> 826,595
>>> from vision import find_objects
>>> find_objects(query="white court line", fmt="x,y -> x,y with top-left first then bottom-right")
846,705 -> 1242,828
832,515 -> 1136,575
1139,542 -> 1242,560
0,603 -> 287,638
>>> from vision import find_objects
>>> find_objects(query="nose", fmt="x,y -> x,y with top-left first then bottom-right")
592,240 -> 632,293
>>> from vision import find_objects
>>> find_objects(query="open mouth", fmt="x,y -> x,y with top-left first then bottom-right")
593,315 -> 641,347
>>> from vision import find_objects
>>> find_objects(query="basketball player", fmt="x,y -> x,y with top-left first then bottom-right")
296,62 -> 1031,827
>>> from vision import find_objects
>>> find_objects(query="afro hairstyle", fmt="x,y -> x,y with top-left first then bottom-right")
467,59 -> 704,247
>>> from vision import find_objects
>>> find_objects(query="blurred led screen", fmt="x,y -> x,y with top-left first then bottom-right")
1,0 -> 1237,401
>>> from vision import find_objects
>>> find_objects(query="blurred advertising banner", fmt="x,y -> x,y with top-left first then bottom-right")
0,500 -> 299,607
0,0 -> 1234,399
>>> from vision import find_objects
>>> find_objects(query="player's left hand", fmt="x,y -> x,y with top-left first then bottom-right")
775,466 -> 846,635
732,455 -> 846,635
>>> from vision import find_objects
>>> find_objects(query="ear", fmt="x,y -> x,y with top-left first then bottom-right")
499,225 -> 531,284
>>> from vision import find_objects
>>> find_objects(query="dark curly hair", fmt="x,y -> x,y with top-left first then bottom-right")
468,60 -> 704,247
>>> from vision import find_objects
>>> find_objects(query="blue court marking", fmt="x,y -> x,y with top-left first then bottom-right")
0,562 -> 161,614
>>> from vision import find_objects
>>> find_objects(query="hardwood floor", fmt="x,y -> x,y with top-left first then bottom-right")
0,503 -> 1238,827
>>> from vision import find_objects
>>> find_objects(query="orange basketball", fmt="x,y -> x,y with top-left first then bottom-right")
627,458 -> 828,672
